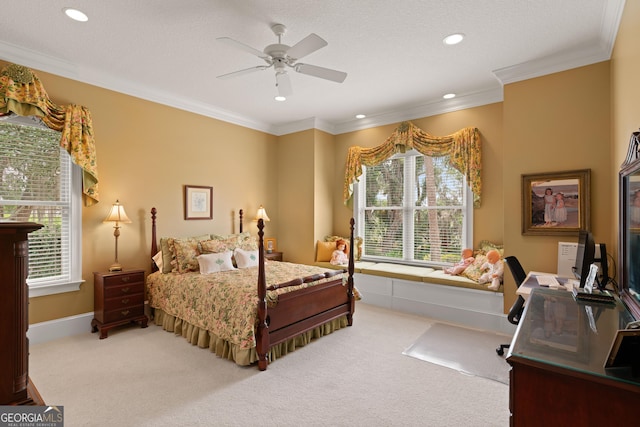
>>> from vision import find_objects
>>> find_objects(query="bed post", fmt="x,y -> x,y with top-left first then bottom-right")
347,218 -> 355,325
239,209 -> 243,233
256,218 -> 269,370
150,207 -> 158,273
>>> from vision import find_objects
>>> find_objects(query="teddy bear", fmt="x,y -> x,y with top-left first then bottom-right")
477,249 -> 504,291
444,248 -> 475,275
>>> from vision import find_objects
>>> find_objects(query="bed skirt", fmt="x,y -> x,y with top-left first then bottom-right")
152,308 -> 349,366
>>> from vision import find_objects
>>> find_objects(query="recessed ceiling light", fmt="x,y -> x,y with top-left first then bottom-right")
274,96 -> 286,102
443,93 -> 456,99
355,114 -> 366,119
443,33 -> 464,45
63,8 -> 88,22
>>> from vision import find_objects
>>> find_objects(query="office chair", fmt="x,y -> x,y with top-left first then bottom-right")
496,256 -> 527,356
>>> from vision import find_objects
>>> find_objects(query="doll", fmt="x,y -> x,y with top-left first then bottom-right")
444,248 -> 475,275
478,249 -> 504,291
330,239 -> 349,265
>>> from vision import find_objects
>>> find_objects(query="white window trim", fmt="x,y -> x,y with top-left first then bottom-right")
27,161 -> 85,297
353,150 -> 473,268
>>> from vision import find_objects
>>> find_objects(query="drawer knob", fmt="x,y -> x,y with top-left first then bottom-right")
121,310 -> 130,317
121,277 -> 130,283
121,298 -> 130,304
121,287 -> 130,293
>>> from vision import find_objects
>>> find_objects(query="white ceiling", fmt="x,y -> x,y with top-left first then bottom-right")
0,0 -> 625,136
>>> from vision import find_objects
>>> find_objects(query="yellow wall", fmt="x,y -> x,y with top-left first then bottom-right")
7,1 -> 640,323
333,103 -> 505,245
0,61 -> 279,323
611,0 -> 640,246
502,62 -> 611,309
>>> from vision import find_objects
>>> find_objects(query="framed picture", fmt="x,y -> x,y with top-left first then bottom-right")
521,169 -> 590,236
264,238 -> 277,253
184,185 -> 212,220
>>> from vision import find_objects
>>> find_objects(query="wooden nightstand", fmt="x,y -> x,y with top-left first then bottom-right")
264,251 -> 283,261
92,269 -> 148,339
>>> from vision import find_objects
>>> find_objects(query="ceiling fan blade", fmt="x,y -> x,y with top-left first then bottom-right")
217,65 -> 269,79
217,37 -> 271,60
286,33 -> 327,60
276,72 -> 292,97
295,63 -> 347,83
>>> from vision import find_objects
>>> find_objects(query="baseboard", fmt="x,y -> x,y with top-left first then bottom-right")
28,312 -> 93,345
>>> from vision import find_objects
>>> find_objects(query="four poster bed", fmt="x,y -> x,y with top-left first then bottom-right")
145,208 -> 356,370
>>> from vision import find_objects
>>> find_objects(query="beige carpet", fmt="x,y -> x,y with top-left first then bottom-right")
403,323 -> 512,384
29,303 -> 510,426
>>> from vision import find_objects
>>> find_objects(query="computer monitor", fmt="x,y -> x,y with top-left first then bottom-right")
572,230 -> 609,290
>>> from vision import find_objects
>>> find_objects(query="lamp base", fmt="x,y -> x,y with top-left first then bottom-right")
109,263 -> 123,272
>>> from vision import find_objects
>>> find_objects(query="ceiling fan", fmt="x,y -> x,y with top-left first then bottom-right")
216,24 -> 347,98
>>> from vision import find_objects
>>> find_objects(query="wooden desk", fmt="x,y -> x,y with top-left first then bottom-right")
507,287 -> 639,425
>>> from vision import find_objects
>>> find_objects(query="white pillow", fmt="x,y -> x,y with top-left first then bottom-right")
152,251 -> 163,272
197,251 -> 236,274
234,248 -> 259,269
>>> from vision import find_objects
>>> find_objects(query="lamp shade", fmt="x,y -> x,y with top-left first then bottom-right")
255,205 -> 270,221
103,200 -> 132,224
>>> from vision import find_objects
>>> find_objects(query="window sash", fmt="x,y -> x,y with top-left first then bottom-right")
0,119 -> 82,295
355,150 -> 472,267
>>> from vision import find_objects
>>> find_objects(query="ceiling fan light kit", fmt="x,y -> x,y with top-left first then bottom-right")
217,24 -> 347,98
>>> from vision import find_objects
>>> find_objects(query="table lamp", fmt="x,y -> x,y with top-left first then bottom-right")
103,200 -> 132,272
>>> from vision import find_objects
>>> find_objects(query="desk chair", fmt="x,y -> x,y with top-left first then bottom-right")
496,256 -> 527,356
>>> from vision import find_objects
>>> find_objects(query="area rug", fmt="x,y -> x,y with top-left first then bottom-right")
402,322 -> 512,384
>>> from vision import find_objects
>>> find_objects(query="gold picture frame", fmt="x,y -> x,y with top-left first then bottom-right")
264,238 -> 277,253
521,169 -> 590,236
184,185 -> 213,220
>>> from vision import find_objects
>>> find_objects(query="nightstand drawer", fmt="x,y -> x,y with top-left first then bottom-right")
104,293 -> 144,311
102,271 -> 144,287
103,305 -> 145,323
104,282 -> 144,299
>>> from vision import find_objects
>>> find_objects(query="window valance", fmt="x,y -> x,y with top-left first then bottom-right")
343,121 -> 481,207
0,63 -> 99,206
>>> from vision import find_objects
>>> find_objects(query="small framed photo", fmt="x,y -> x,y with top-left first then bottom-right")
184,185 -> 212,220
521,169 -> 590,236
264,238 -> 277,253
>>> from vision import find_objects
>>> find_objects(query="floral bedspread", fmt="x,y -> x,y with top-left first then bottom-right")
146,262 -> 348,351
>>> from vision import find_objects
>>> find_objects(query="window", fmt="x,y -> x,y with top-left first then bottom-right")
354,149 -> 473,267
0,117 -> 83,297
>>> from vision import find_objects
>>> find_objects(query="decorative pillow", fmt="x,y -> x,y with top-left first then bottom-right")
324,235 -> 363,261
206,231 -> 258,252
199,239 -> 230,254
152,251 -> 163,272
461,254 -> 488,282
197,251 -> 236,274
160,234 -> 209,274
477,240 -> 504,257
234,248 -> 259,269
172,238 -> 202,273
316,241 -> 337,262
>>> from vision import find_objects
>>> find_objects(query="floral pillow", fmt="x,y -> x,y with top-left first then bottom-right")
207,231 -> 258,252
171,238 -> 202,273
159,234 -> 209,274
460,254 -> 488,282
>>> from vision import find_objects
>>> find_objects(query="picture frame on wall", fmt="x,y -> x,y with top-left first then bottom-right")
184,185 -> 213,220
521,169 -> 590,236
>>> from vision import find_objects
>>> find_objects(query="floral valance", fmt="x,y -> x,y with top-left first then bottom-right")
344,121 -> 482,207
0,63 -> 99,206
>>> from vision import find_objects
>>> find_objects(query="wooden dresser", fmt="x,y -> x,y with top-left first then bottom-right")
0,222 -> 43,405
92,269 -> 148,339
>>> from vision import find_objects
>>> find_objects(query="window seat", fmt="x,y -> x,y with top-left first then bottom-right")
313,261 -> 497,292
314,260 -> 510,334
